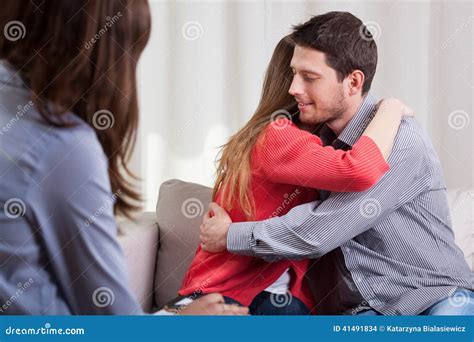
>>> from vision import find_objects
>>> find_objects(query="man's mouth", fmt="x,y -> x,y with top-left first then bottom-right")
297,102 -> 314,109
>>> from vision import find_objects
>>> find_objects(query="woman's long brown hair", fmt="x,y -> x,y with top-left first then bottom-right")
0,0 -> 151,218
213,35 -> 299,220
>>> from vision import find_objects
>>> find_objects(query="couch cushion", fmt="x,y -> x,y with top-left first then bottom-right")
446,188 -> 473,270
117,212 -> 159,313
154,179 -> 212,308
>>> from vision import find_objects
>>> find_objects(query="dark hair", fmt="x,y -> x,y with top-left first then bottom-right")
291,11 -> 377,95
0,0 -> 151,217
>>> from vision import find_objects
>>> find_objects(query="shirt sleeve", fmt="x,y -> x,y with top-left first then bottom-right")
228,121 -> 431,261
27,129 -> 143,315
258,119 -> 389,192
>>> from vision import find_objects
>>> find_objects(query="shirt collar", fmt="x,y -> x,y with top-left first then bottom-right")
319,93 -> 378,149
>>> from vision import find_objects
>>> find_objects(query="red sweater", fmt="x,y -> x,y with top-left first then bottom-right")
179,118 -> 389,312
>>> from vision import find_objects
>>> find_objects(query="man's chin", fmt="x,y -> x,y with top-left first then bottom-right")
299,111 -> 325,126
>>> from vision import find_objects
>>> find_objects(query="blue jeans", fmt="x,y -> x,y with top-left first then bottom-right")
224,291 -> 310,315
356,288 -> 474,315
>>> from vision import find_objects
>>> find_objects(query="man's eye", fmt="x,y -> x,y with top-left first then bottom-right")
303,76 -> 315,82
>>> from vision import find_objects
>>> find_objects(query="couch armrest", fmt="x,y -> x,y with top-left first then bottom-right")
117,212 -> 158,313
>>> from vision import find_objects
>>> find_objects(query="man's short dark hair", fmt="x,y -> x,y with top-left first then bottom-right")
291,11 -> 377,95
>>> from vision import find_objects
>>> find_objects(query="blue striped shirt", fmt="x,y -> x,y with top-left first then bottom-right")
227,94 -> 473,315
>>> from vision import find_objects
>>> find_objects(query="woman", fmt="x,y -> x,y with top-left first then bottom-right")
0,0 -> 246,315
179,35 -> 412,315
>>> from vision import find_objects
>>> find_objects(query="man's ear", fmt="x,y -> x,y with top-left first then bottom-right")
347,70 -> 365,96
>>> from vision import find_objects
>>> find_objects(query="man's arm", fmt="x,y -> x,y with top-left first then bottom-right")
227,121 -> 431,261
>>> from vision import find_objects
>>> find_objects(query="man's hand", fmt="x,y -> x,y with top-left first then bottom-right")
199,202 -> 232,253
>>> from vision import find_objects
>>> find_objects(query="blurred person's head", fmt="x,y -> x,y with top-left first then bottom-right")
0,0 -> 151,217
213,35 -> 299,219
289,11 -> 378,133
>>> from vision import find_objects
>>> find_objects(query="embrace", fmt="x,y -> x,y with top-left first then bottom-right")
187,12 -> 474,316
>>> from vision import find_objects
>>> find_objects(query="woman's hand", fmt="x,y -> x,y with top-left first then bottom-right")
179,293 -> 249,315
364,97 -> 414,160
401,103 -> 414,117
378,98 -> 414,117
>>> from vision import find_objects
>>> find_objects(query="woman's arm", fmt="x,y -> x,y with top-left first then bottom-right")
258,99 -> 412,192
362,98 -> 413,160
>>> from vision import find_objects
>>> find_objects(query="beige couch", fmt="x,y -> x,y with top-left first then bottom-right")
117,179 -> 474,313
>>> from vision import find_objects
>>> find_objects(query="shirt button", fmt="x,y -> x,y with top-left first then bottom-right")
357,277 -> 362,282
368,300 -> 375,306
345,247 -> 351,253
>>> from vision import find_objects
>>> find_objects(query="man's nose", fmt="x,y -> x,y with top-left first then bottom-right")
289,76 -> 302,96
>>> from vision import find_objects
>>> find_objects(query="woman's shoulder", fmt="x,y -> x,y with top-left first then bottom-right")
38,115 -> 109,191
255,117 -> 322,157
35,110 -> 107,169
0,61 -> 106,172
1,100 -> 107,191
262,117 -> 321,142
0,104 -> 110,228
264,117 -> 297,134
50,114 -> 104,156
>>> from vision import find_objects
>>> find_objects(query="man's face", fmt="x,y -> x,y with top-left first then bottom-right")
289,45 -> 349,126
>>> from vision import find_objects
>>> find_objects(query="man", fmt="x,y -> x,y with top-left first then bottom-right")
200,11 -> 474,315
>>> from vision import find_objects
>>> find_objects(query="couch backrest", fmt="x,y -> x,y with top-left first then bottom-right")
154,179 -> 212,308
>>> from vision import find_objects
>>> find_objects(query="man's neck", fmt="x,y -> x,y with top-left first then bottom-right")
327,94 -> 365,136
